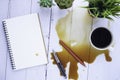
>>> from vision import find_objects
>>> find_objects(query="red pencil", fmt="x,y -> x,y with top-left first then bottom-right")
59,40 -> 86,67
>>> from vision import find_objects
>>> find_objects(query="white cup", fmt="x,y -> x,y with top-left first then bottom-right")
90,27 -> 113,51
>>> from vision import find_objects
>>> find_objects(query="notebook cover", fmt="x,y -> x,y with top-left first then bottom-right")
3,13 -> 48,70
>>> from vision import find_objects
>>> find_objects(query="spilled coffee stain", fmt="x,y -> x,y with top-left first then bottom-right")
51,7 -> 112,80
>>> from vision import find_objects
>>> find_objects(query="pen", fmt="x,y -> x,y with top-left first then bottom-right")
52,50 -> 67,79
59,40 -> 86,67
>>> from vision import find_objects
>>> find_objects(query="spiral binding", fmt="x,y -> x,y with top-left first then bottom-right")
2,21 -> 16,70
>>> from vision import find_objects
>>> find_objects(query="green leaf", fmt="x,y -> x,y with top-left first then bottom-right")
55,0 -> 74,9
83,0 -> 120,20
39,0 -> 53,8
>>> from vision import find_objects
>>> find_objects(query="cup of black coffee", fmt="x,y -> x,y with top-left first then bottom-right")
90,27 -> 113,50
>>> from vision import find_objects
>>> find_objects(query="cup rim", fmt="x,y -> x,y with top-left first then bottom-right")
89,27 -> 113,50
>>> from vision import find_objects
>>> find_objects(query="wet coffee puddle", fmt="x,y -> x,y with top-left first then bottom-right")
51,7 -> 112,80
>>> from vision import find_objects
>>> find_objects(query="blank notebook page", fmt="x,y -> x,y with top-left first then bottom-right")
3,13 -> 48,70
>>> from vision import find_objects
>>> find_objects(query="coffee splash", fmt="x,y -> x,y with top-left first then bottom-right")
51,7 -> 112,80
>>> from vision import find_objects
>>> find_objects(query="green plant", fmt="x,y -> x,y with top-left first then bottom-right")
39,0 -> 53,8
84,0 -> 120,20
38,0 -> 74,9
55,0 -> 74,9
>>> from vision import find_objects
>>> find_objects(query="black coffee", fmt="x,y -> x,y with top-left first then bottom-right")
91,27 -> 112,49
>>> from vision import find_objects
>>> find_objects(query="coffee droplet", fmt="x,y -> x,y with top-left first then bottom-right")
35,53 -> 39,56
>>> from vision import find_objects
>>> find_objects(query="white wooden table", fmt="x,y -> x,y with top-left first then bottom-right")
0,0 -> 120,80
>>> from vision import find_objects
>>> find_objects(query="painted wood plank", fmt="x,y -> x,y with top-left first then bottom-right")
25,0 -> 51,80
47,0 -> 71,79
0,0 -> 10,80
5,0 -> 32,80
72,0 -> 91,80
88,18 -> 120,80
0,0 -> 51,80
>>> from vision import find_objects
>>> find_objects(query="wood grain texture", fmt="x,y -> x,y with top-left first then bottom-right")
0,0 -> 120,80
26,0 -> 52,80
5,0 -> 31,80
46,0 -> 71,79
4,0 -> 51,80
0,0 -> 10,80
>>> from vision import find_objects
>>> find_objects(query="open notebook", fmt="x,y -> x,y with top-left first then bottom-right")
2,13 -> 48,70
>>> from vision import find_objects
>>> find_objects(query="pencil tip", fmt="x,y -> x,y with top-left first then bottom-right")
82,62 -> 86,67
